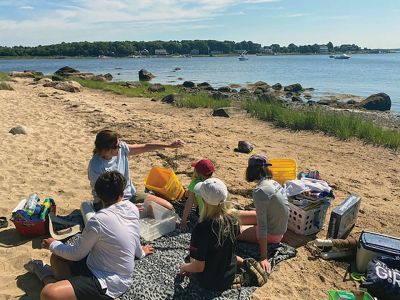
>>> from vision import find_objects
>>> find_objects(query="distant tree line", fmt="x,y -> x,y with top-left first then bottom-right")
0,40 -> 364,57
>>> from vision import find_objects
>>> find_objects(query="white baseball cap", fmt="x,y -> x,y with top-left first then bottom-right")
194,178 -> 228,206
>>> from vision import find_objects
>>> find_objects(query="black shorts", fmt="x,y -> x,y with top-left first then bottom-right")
68,257 -> 112,300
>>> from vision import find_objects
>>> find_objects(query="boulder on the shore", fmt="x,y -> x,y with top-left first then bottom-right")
104,73 -> 113,81
284,83 -> 303,93
272,83 -> 282,90
359,93 -> 391,111
52,75 -> 64,81
138,69 -> 155,81
347,99 -> 357,105
161,93 -> 179,104
253,81 -> 269,87
148,83 -> 165,92
292,96 -> 303,102
318,99 -> 336,106
54,81 -> 81,93
55,66 -> 80,77
43,81 -> 58,88
258,92 -> 275,102
37,78 -> 53,85
9,71 -> 36,78
239,88 -> 249,94
9,125 -> 28,135
211,91 -> 230,100
182,81 -> 196,88
124,81 -> 141,88
212,108 -> 230,118
218,86 -> 231,93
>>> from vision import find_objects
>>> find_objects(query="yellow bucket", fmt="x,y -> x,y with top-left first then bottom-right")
144,167 -> 185,201
269,159 -> 297,185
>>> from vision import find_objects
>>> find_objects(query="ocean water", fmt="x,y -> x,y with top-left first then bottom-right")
1,53 -> 399,112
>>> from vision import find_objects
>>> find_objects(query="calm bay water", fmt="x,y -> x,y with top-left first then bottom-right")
1,53 -> 399,112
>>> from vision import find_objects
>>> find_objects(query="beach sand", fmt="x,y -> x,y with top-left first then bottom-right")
1,78 -> 399,299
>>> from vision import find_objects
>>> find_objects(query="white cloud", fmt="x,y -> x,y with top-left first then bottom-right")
279,13 -> 311,18
19,5 -> 34,10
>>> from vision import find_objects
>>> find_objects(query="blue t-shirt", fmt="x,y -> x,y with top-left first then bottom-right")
88,142 -> 136,203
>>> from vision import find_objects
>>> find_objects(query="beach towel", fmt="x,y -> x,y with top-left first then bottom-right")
66,203 -> 297,300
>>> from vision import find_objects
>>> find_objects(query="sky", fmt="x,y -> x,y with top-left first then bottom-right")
0,0 -> 399,48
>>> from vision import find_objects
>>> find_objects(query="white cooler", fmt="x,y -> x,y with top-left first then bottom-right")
356,231 -> 400,273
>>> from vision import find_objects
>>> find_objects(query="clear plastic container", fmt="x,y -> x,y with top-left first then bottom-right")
139,201 -> 179,241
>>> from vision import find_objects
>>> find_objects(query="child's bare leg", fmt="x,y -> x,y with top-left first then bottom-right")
145,194 -> 173,210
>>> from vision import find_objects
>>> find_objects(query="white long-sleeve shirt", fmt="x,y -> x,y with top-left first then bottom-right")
50,200 -> 144,298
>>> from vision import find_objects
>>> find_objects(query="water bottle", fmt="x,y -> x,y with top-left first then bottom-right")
39,198 -> 52,220
24,193 -> 39,216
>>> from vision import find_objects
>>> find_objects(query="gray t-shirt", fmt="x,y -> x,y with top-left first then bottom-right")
253,179 -> 289,237
88,142 -> 136,203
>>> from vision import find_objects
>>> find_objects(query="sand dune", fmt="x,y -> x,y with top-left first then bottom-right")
0,78 -> 399,299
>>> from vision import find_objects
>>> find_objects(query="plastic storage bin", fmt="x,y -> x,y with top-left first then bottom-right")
144,166 -> 185,201
269,159 -> 297,185
287,200 -> 330,235
139,201 -> 179,241
11,199 -> 56,237
356,231 -> 400,273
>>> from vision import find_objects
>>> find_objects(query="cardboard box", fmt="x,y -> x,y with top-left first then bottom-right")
326,194 -> 361,239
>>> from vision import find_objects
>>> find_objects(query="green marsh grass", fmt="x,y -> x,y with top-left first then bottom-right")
0,72 -> 9,81
245,99 -> 400,150
74,78 -> 399,150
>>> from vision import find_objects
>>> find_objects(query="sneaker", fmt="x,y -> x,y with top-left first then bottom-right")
243,258 -> 268,287
24,260 -> 53,281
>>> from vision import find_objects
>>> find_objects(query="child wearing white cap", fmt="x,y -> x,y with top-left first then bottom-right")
179,178 -> 240,291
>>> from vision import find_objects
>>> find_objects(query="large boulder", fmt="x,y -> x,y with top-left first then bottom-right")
161,93 -> 179,104
359,93 -> 391,111
148,83 -> 165,92
138,69 -> 155,81
54,81 -> 81,93
284,83 -> 303,93
218,86 -> 231,93
9,71 -> 36,78
182,81 -> 196,88
104,73 -> 113,81
253,81 -> 269,87
271,83 -> 282,90
55,66 -> 80,77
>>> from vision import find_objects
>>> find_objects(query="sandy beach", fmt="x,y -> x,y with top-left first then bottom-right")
1,78 -> 399,300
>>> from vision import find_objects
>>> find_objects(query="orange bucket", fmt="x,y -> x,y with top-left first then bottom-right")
144,167 -> 185,201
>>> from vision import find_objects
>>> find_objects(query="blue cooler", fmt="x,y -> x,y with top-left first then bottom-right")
356,231 -> 400,272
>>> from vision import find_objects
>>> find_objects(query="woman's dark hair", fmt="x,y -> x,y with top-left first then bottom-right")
95,171 -> 126,206
93,130 -> 120,155
246,165 -> 273,182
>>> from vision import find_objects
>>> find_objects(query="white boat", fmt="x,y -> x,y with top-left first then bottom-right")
238,53 -> 248,61
331,54 -> 351,59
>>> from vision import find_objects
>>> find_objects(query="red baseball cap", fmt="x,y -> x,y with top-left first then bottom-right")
191,159 -> 215,177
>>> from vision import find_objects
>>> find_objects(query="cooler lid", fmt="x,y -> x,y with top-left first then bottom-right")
360,231 -> 400,255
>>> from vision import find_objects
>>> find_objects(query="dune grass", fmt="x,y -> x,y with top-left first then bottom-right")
73,78 -> 399,150
245,99 -> 400,150
75,78 -> 231,109
0,72 -> 9,81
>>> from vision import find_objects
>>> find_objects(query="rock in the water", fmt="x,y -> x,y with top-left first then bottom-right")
272,83 -> 282,90
148,83 -> 165,92
161,93 -> 179,104
284,83 -> 303,93
139,69 -> 155,81
359,93 -> 391,111
174,67 -> 181,71
9,125 -> 28,135
182,81 -> 196,88
198,82 -> 211,88
0,82 -> 14,90
55,66 -> 80,77
104,73 -> 113,81
54,81 -> 81,93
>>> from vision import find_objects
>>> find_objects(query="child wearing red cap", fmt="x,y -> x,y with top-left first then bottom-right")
180,159 -> 215,231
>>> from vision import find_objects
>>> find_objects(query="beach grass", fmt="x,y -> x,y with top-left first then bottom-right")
0,72 -> 9,81
74,78 -> 399,150
245,99 -> 400,150
75,79 -> 230,109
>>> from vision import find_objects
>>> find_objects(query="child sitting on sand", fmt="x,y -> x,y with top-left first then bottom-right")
25,171 -> 153,300
179,178 -> 241,290
180,159 -> 214,231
